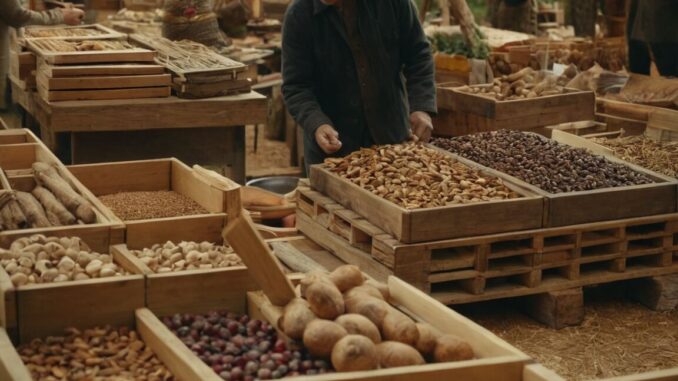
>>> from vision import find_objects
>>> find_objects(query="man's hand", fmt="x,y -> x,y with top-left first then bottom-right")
315,124 -> 342,154
409,111 -> 433,143
60,8 -> 84,25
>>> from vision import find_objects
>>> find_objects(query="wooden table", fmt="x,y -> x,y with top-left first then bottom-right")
11,82 -> 267,183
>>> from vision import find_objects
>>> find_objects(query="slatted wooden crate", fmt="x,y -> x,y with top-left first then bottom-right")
297,188 -> 678,304
19,24 -> 124,45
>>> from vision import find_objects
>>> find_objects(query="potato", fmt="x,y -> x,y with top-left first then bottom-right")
345,296 -> 390,327
300,270 -> 331,297
343,284 -> 384,302
376,341 -> 425,368
331,335 -> 378,372
303,319 -> 348,358
279,298 -> 316,340
365,279 -> 390,300
381,311 -> 418,346
434,334 -> 474,362
329,265 -> 364,292
305,280 -> 345,319
415,323 -> 439,355
335,314 -> 381,344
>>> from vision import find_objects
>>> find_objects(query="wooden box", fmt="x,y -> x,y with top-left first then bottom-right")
309,160 -> 544,244
20,24 -> 124,43
447,86 -> 595,132
8,51 -> 35,89
26,40 -> 155,65
67,158 -> 240,243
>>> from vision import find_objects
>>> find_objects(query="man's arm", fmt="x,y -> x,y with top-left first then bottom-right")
399,0 -> 437,115
0,0 -> 64,28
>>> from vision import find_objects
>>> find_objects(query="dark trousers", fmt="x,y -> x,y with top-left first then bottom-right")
629,39 -> 678,77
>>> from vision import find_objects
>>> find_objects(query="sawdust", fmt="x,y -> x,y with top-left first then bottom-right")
460,287 -> 678,381
245,125 -> 292,175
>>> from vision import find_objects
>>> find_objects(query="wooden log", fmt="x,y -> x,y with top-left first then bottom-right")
627,274 -> 678,311
522,287 -> 584,329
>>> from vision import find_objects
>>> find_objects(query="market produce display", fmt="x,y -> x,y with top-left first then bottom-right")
455,66 -> 576,101
29,39 -> 138,53
432,130 -> 654,193
590,135 -> 678,178
323,144 -> 520,209
278,265 -> 475,372
162,310 -> 332,379
0,235 -> 127,286
17,326 -> 174,380
24,27 -> 109,39
99,191 -> 208,220
130,240 -> 243,273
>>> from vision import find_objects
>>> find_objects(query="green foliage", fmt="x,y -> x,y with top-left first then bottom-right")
428,31 -> 489,59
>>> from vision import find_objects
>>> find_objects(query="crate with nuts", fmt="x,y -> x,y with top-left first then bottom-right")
311,143 -> 544,244
67,158 -> 241,245
18,24 -> 125,45
432,131 -> 678,227
0,234 -> 144,343
26,39 -> 156,65
296,189 -> 678,304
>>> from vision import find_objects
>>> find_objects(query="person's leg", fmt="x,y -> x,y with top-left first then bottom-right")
628,39 -> 652,75
649,43 -> 678,77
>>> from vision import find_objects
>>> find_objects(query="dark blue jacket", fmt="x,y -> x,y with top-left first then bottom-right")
281,0 -> 436,165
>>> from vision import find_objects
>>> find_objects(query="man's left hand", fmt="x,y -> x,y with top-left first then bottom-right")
409,111 -> 433,143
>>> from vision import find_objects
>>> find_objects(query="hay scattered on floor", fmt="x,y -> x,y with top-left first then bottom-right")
462,294 -> 678,381
246,125 -> 292,174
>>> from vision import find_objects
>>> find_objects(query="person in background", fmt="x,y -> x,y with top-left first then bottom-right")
0,2 -> 84,109
281,0 -> 436,172
491,0 -> 538,35
627,0 -> 678,77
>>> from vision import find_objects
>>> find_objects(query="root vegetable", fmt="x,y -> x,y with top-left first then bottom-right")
335,314 -> 381,344
302,319 -> 347,358
32,186 -> 76,225
279,298 -> 316,340
365,279 -> 390,300
507,67 -> 533,82
0,199 -> 28,230
305,280 -> 345,319
344,284 -> 384,302
331,335 -> 378,372
376,341 -> 425,368
329,265 -> 364,292
300,270 -> 332,297
415,323 -> 439,355
345,296 -> 390,327
33,163 -> 96,224
381,311 -> 419,346
15,191 -> 51,228
434,334 -> 474,362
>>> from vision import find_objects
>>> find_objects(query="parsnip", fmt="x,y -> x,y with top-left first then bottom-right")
15,191 -> 51,228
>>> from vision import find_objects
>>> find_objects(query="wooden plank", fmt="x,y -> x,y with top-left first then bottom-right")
0,143 -> 37,170
45,64 -> 166,77
270,241 -> 327,273
0,328 -> 32,381
0,130 -> 28,144
125,214 -> 226,249
44,50 -> 156,65
522,288 -> 584,329
600,368 -> 678,381
523,364 -> 566,381
171,160 -> 226,214
0,270 -> 16,337
40,85 -> 170,102
68,159 -> 172,195
21,24 -> 125,42
551,129 -> 614,156
41,73 -> 172,90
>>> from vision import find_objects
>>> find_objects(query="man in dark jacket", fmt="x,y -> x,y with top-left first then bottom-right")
627,0 -> 678,77
281,0 -> 436,169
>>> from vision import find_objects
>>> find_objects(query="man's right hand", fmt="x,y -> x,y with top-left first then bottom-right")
60,8 -> 84,25
315,124 -> 342,154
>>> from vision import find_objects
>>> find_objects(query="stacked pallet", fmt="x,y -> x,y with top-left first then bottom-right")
27,39 -> 171,102
131,34 -> 250,99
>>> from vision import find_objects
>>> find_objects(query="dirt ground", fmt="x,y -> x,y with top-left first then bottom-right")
245,125 -> 296,177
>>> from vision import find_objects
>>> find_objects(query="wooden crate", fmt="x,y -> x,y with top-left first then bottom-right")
67,158 -> 241,243
445,86 -> 595,132
26,40 -> 155,65
19,24 -> 124,44
8,51 -> 35,89
309,161 -> 544,244
297,188 -> 678,302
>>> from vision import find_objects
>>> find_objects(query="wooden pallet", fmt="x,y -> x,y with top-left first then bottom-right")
297,188 -> 678,305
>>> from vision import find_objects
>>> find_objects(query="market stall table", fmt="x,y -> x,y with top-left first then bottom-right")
14,88 -> 266,184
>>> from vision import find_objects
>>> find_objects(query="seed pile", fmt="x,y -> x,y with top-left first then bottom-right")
131,241 -> 243,273
99,191 -> 208,220
18,326 -> 174,381
324,144 -> 519,209
0,235 -> 127,287
163,311 -> 332,380
432,130 -> 654,193
591,135 -> 678,178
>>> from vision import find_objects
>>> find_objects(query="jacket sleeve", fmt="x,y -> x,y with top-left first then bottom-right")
0,0 -> 64,28
399,0 -> 437,115
281,5 -> 333,136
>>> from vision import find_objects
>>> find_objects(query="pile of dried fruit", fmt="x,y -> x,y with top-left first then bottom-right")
432,130 -> 654,193
131,241 -> 243,273
163,311 -> 331,380
18,326 -> 174,380
590,135 -> 678,178
455,67 -> 576,101
99,191 -> 208,220
0,235 -> 127,286
324,144 -> 519,209
279,265 -> 475,372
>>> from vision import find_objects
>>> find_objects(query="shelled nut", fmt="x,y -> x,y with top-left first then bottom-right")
591,135 -> 678,178
324,143 -> 519,209
131,241 -> 243,273
0,235 -> 127,287
432,130 -> 654,193
18,326 -> 174,381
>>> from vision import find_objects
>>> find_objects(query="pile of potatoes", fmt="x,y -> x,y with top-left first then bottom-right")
279,265 -> 474,372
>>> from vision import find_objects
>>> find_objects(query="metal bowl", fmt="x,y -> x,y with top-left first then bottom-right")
246,176 -> 300,195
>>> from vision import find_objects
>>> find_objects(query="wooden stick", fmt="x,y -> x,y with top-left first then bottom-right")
270,241 -> 326,273
222,212 -> 296,306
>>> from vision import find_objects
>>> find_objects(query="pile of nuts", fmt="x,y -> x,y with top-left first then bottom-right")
163,311 -> 331,380
99,191 -> 208,221
432,130 -> 654,193
456,67 -> 575,101
18,326 -> 174,381
0,235 -> 127,287
131,241 -> 243,273
324,144 -> 519,209
591,135 -> 678,178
